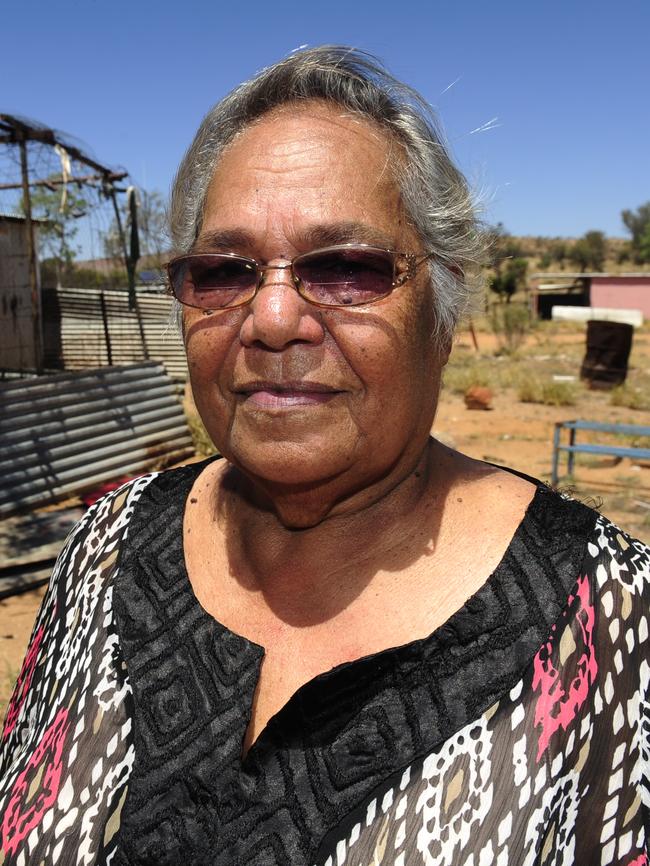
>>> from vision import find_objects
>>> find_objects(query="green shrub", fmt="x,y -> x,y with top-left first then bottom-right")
490,303 -> 533,354
443,363 -> 493,395
518,378 -> 578,406
610,385 -> 650,412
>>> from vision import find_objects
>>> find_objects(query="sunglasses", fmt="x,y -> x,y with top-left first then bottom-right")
166,244 -> 433,311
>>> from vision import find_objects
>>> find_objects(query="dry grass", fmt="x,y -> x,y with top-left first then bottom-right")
450,317 -> 650,413
518,378 -> 579,406
443,362 -> 494,395
441,316 -> 650,539
489,303 -> 535,355
610,384 -> 650,412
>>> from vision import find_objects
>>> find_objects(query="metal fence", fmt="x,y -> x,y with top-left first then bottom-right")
0,361 -> 194,515
41,286 -> 188,380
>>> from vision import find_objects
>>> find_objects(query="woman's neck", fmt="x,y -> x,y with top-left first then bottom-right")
212,438 -> 453,619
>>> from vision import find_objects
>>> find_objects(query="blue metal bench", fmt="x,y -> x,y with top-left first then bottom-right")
551,420 -> 650,486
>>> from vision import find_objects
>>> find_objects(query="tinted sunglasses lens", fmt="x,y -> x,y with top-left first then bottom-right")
170,255 -> 257,308
295,248 -> 395,305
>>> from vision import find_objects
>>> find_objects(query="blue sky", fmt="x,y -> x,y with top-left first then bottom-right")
3,0 -> 649,240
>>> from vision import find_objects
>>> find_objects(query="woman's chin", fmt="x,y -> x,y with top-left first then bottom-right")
212,416 -> 361,488
226,440 -> 356,490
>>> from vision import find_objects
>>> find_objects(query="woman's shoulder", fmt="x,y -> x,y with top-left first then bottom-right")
65,458 -> 216,553
75,471 -> 160,543
578,514 -> 650,664
469,458 -> 650,628
0,473 -> 158,739
528,497 -> 650,679
0,471 -> 166,861
521,481 -> 650,608
479,457 -> 649,583
585,512 -> 650,591
0,462 -> 219,862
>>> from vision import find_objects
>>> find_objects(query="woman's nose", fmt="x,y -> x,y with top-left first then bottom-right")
239,265 -> 325,350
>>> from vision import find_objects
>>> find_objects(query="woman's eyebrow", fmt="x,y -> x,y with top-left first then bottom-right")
192,228 -> 255,253
191,222 -> 397,255
297,222 -> 397,249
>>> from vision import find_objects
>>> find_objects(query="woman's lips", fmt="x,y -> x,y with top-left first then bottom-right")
236,383 -> 342,409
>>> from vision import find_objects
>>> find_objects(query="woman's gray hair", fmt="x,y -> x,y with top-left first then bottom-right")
170,45 -> 483,340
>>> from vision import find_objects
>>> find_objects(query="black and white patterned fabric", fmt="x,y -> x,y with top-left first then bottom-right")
1,460 -> 649,865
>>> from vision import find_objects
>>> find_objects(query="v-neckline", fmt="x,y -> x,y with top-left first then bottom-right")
112,460 -> 597,865
176,459 -> 553,763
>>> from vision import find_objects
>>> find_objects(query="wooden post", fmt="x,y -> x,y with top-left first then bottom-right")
18,134 -> 43,373
468,319 -> 479,352
109,188 -> 148,359
551,423 -> 561,487
568,425 -> 577,478
100,291 -> 113,366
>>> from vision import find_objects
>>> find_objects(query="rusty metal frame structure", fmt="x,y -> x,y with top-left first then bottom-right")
0,113 -> 135,373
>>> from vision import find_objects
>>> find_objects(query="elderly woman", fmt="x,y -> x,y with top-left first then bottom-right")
1,47 -> 649,866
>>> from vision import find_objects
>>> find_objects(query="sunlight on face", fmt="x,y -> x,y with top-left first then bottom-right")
184,102 -> 445,493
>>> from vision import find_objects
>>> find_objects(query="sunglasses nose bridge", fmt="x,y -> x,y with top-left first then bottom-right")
256,261 -> 300,291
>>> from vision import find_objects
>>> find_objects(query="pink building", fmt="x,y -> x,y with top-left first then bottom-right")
531,272 -> 650,319
589,275 -> 650,317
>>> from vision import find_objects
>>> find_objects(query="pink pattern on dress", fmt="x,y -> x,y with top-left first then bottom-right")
532,574 -> 598,762
1,706 -> 70,856
626,856 -> 648,866
2,626 -> 44,740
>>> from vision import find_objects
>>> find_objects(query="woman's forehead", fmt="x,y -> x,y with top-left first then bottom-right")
201,102 -> 412,252
211,103 -> 396,185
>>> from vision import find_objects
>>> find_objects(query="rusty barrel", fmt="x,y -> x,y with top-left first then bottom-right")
580,320 -> 633,389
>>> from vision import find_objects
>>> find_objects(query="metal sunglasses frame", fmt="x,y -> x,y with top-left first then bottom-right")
166,243 -> 434,310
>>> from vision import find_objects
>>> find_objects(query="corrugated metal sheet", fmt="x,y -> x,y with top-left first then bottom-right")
42,286 -> 188,380
139,293 -> 187,380
0,361 -> 194,515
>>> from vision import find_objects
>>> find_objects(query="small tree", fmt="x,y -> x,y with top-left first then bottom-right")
490,303 -> 531,354
22,179 -> 88,286
102,220 -> 123,262
616,241 -> 633,265
638,222 -> 650,264
488,257 -> 528,303
622,201 -> 650,263
102,188 -> 167,267
568,230 -> 606,272
138,190 -> 168,264
549,238 -> 569,268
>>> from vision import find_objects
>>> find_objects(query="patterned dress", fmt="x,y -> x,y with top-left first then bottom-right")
0,460 -> 649,865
